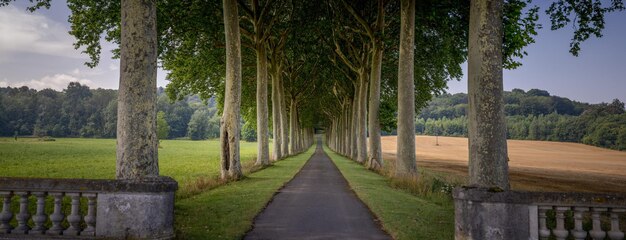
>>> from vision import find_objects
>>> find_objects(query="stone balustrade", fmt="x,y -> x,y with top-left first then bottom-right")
454,188 -> 626,240
537,205 -> 625,240
0,177 -> 177,239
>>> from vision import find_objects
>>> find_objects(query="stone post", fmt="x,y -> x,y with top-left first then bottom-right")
96,177 -> 178,239
453,188 -> 533,240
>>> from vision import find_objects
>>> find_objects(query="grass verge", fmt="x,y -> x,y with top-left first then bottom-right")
323,145 -> 455,240
174,146 -> 315,240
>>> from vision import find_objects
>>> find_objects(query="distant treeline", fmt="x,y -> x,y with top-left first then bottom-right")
0,83 -> 222,140
2,84 -> 625,150
414,89 -> 626,151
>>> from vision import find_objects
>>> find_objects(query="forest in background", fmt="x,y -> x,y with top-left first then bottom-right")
413,89 -> 626,151
0,83 -> 240,141
1,83 -> 624,151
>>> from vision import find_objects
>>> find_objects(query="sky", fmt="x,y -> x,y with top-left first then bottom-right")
0,2 -> 624,104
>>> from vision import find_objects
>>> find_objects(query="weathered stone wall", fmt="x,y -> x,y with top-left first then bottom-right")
0,176 -> 177,239
454,188 -> 626,240
97,192 -> 175,239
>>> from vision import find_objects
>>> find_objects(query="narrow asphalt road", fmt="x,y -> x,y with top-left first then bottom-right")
245,139 -> 391,240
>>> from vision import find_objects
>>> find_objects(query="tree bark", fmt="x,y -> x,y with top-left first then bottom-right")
289,99 -> 297,155
279,77 -> 289,156
343,101 -> 350,156
116,0 -> 159,180
271,70 -> 282,160
295,121 -> 300,153
367,45 -> 383,169
468,0 -> 509,190
350,95 -> 358,160
395,0 -> 417,178
220,0 -> 243,180
356,70 -> 368,163
255,45 -> 270,166
295,112 -> 301,152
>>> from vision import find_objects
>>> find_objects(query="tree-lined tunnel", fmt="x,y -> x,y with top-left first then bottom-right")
2,0 -> 624,238
13,0 -> 619,185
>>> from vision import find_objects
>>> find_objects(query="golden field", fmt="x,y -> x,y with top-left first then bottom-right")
381,135 -> 626,193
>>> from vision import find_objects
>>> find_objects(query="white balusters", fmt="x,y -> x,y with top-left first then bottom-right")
572,207 -> 589,240
590,207 -> 607,240
0,192 -> 12,233
0,191 -> 98,237
31,192 -> 47,234
47,192 -> 65,235
538,205 -> 551,240
64,193 -> 82,235
83,193 -> 97,236
608,208 -> 625,240
553,206 -> 570,240
14,192 -> 30,234
537,205 -> 626,240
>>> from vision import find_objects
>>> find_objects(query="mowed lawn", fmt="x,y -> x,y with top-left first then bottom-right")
0,137 -> 261,195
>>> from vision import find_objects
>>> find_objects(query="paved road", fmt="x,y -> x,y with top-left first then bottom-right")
245,140 -> 391,240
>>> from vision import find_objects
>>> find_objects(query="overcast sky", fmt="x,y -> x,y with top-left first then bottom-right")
0,2 -> 624,104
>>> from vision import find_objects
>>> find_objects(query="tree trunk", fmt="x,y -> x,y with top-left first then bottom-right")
335,121 -> 338,150
289,99 -> 297,155
350,95 -> 358,160
343,101 -> 351,156
295,112 -> 301,152
296,125 -> 302,154
468,0 -> 509,190
255,45 -> 270,166
219,0 -> 243,180
338,112 -> 344,153
356,70 -> 368,163
116,0 -> 159,180
367,45 -> 383,170
271,70 -> 282,160
395,0 -> 417,178
279,78 -> 289,156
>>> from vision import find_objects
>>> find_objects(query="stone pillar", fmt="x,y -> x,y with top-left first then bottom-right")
454,188 -> 533,240
96,177 -> 177,239
467,0 -> 509,190
116,0 -> 159,180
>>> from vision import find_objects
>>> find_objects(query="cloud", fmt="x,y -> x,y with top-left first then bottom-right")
0,5 -> 84,59
0,79 -> 8,88
2,74 -> 94,90
68,66 -> 108,78
108,63 -> 119,71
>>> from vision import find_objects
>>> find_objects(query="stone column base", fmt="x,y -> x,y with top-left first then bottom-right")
95,177 -> 177,240
454,188 -> 534,240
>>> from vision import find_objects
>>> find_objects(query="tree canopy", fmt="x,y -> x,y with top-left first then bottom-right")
3,0 -> 617,126
3,0 -> 624,176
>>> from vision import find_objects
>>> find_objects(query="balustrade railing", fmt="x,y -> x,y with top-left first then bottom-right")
454,188 -> 626,240
0,177 -> 177,239
538,205 -> 625,240
0,191 -> 97,237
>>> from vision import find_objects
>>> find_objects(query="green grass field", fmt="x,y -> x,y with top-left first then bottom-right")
323,145 -> 455,240
0,137 -> 260,197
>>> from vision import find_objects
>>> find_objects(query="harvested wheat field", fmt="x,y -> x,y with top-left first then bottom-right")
381,135 -> 626,193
